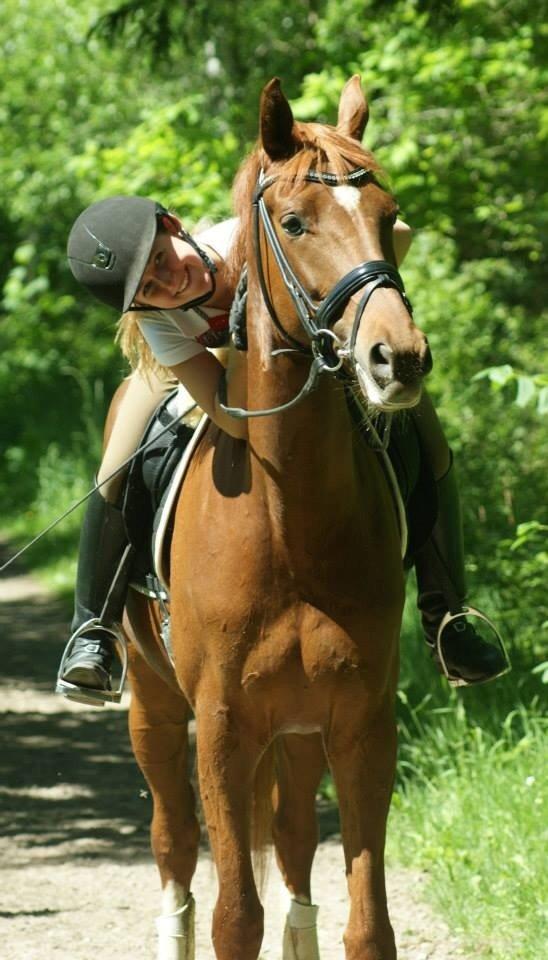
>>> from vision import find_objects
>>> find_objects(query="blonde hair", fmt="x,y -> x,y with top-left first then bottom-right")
115,311 -> 173,382
115,309 -> 230,382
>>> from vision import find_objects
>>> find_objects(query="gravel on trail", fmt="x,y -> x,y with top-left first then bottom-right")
0,546 -> 465,959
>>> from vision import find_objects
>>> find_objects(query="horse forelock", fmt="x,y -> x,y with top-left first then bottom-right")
287,122 -> 383,184
225,123 -> 386,289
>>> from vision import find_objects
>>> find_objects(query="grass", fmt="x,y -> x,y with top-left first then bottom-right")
384,593 -> 548,959
389,694 -> 546,958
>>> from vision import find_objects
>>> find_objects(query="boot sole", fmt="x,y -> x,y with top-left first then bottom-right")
55,677 -> 121,706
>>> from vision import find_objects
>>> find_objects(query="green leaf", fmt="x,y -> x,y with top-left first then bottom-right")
537,387 -> 548,415
531,661 -> 548,684
472,365 -> 515,387
14,243 -> 36,265
515,375 -> 536,408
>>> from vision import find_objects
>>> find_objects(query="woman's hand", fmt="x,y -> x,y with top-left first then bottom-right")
393,219 -> 413,267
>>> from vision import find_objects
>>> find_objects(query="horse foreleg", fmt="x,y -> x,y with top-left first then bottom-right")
126,636 -> 200,960
327,699 -> 398,960
195,702 -> 264,960
274,733 -> 325,960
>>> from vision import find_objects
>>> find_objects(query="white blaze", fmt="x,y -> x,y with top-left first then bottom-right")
332,185 -> 361,215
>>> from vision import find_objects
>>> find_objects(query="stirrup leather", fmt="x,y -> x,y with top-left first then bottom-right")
436,605 -> 511,688
55,619 -> 128,706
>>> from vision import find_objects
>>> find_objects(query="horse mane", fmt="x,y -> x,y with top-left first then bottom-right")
225,121 -> 385,290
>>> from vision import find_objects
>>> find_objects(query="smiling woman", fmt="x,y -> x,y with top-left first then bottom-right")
57,199 -> 249,708
136,215 -> 231,311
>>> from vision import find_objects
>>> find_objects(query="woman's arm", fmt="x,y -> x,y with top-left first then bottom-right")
393,219 -> 413,267
169,348 -> 247,440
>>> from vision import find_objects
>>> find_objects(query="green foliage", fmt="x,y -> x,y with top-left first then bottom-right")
90,0 -> 328,139
0,0 -> 238,507
2,446 -> 91,596
302,1 -> 546,281
67,97 -> 240,222
494,521 -> 548,662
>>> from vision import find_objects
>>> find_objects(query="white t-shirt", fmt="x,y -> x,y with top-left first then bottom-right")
137,218 -> 238,367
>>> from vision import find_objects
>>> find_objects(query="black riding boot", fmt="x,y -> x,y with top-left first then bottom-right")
55,488 -> 133,706
414,458 -> 509,686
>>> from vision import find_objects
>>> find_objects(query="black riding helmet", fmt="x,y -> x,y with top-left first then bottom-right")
67,195 -> 217,313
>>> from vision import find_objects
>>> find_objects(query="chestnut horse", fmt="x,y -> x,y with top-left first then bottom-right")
122,77 -> 431,960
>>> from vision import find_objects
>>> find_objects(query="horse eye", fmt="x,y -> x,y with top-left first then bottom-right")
281,214 -> 305,237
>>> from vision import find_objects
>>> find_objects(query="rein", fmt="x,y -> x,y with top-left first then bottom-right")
220,166 -> 413,420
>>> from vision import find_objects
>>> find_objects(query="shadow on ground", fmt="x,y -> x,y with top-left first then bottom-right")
0,545 -> 340,872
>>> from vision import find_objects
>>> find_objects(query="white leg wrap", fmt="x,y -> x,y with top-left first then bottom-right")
282,899 -> 320,960
156,893 -> 195,960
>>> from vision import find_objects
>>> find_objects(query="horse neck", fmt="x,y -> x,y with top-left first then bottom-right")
245,332 -> 361,524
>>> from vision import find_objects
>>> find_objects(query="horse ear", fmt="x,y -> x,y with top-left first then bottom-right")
260,78 -> 297,160
337,75 -> 369,141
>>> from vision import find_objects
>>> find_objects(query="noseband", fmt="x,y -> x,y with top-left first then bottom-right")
220,166 -> 413,420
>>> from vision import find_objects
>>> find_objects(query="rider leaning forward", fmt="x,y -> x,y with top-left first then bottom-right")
56,194 -> 509,705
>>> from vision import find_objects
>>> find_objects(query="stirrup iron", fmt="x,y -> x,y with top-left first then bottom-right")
55,619 -> 128,706
436,605 -> 511,688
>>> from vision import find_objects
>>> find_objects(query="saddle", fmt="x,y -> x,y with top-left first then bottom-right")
123,390 -> 200,601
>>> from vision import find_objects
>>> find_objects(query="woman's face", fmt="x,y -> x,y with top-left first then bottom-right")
134,217 -> 213,310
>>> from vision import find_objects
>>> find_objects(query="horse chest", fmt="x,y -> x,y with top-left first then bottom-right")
239,594 -> 400,689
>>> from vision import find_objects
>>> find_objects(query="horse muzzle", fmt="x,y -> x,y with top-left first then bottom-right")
355,337 -> 433,411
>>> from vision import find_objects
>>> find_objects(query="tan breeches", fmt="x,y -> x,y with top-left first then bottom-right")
97,370 -> 178,504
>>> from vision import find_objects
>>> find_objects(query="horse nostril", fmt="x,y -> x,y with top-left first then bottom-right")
369,342 -> 394,382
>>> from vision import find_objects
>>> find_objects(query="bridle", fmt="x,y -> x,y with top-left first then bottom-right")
220,165 -> 413,420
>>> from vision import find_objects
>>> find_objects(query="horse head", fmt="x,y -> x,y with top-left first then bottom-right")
240,76 -> 432,413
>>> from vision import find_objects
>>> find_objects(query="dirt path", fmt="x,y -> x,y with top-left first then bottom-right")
0,545 -> 464,959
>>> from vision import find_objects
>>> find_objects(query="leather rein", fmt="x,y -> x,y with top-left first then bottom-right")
220,165 -> 413,420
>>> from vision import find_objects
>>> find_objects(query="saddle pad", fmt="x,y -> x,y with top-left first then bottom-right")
152,413 -> 210,594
